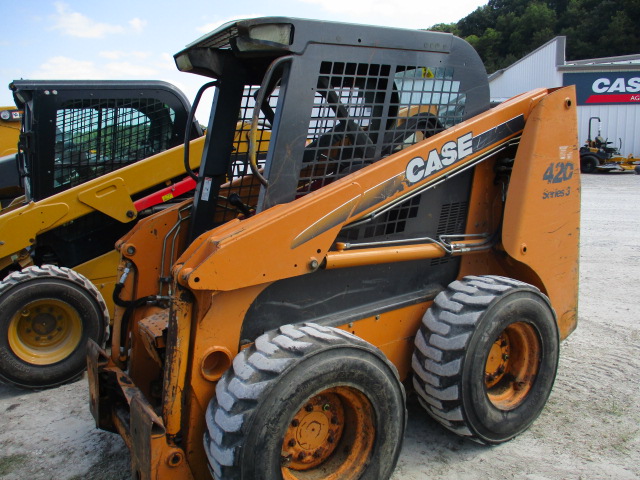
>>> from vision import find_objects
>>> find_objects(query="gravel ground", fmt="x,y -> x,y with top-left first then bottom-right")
1,172 -> 639,480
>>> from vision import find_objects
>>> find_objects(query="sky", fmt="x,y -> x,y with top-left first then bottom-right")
1,0 -> 487,123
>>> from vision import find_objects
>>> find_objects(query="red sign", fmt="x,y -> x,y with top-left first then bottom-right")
586,93 -> 640,104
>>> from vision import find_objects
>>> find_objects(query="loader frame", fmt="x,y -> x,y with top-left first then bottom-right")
89,17 -> 580,480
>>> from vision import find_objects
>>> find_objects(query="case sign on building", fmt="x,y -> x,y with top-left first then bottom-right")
563,72 -> 640,105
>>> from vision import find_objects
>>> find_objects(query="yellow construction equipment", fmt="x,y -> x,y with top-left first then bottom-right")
88,18 -> 580,479
580,116 -> 640,173
0,106 -> 21,156
0,106 -> 23,202
0,80 -> 204,388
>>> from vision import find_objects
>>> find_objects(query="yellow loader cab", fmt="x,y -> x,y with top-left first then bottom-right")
0,106 -> 23,202
0,80 -> 204,389
89,17 -> 580,480
0,106 -> 21,157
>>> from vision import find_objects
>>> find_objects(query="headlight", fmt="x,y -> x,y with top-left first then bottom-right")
248,23 -> 292,45
236,23 -> 293,52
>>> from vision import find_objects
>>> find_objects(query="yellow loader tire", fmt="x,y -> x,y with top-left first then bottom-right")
204,323 -> 406,480
0,265 -> 109,389
412,275 -> 559,444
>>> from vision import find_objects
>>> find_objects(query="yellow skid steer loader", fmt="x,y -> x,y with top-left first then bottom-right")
0,80 -> 204,388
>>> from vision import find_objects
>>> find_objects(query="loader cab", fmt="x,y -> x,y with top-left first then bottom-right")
7,80 -> 203,269
0,107 -> 23,204
10,80 -> 202,202
175,17 -> 490,241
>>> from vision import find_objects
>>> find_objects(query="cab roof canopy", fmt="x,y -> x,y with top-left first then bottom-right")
9,79 -> 188,110
174,17 -> 463,81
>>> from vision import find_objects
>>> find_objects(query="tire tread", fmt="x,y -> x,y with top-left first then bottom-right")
0,264 -> 109,389
412,275 -> 542,444
204,323 -> 403,479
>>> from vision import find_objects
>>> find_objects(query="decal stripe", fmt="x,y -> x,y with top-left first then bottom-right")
291,195 -> 361,249
295,114 -> 525,245
472,115 -> 525,152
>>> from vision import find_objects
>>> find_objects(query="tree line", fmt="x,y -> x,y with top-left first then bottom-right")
430,0 -> 640,73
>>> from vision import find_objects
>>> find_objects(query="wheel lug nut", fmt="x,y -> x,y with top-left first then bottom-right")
328,435 -> 334,444
291,419 -> 299,427
331,416 -> 339,425
298,452 -> 305,460
288,439 -> 296,447
322,403 -> 331,411
502,354 -> 509,360
305,404 -> 313,412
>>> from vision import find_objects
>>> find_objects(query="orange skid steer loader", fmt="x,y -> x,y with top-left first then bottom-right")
88,17 -> 580,480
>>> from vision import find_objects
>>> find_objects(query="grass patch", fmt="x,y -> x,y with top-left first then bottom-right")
0,454 -> 29,476
605,399 -> 625,417
610,427 -> 639,454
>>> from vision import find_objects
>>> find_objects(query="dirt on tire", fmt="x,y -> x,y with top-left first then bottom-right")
1,173 -> 638,480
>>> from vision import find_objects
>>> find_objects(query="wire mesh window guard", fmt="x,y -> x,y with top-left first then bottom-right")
215,86 -> 277,223
299,61 -> 466,241
54,98 -> 175,191
214,61 -> 467,235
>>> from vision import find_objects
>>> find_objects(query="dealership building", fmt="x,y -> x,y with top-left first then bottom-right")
488,36 -> 640,156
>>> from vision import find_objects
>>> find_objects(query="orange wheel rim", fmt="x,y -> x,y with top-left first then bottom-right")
281,386 -> 374,480
7,298 -> 83,365
484,321 -> 541,410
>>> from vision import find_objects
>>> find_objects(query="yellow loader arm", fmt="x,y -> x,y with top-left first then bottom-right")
0,137 -> 204,260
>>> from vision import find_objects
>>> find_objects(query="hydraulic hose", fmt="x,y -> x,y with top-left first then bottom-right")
112,264 -> 157,354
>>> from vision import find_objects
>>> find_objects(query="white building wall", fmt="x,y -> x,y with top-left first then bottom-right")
489,37 -> 640,157
489,39 -> 564,101
578,104 -> 640,156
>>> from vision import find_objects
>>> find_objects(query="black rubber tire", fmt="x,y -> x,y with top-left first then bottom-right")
204,323 -> 406,480
0,265 -> 109,389
580,155 -> 599,173
412,275 -> 559,445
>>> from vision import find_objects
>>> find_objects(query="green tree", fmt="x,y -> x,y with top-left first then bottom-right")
431,0 -> 640,73
429,22 -> 460,35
